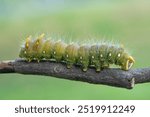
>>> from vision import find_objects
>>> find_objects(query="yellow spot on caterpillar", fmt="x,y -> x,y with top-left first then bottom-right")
36,41 -> 39,46
80,56 -> 82,59
92,56 -> 94,59
35,34 -> 45,47
100,54 -> 103,57
26,43 -> 29,48
66,54 -> 68,58
54,51 -> 56,54
25,36 -> 31,49
118,53 -> 121,57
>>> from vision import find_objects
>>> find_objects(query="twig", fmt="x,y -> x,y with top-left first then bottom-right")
0,59 -> 150,89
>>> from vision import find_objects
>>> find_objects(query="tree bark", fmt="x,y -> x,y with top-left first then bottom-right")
0,59 -> 150,89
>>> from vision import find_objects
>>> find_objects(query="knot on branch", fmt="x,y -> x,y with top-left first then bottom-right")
54,64 -> 63,73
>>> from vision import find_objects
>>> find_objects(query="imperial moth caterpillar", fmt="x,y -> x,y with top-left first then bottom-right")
19,34 -> 135,72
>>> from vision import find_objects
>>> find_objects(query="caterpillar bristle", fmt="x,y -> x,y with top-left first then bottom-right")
39,33 -> 45,38
19,34 -> 135,72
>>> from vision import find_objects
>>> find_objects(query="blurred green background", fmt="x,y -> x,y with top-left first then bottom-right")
0,0 -> 150,100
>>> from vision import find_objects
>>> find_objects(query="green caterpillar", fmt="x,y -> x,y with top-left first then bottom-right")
19,34 -> 135,72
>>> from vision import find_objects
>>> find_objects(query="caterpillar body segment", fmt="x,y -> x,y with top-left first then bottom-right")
19,34 -> 135,72
32,34 -> 45,62
41,40 -> 54,59
89,45 -> 101,72
77,45 -> 90,72
64,43 -> 79,69
19,36 -> 33,62
32,34 -> 45,51
52,40 -> 67,62
99,44 -> 109,69
107,45 -> 117,64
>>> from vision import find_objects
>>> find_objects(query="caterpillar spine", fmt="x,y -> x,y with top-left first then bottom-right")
19,34 -> 135,72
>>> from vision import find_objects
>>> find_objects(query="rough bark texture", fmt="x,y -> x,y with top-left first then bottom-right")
0,59 -> 150,89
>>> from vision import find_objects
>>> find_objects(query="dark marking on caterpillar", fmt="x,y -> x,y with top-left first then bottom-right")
19,34 -> 135,72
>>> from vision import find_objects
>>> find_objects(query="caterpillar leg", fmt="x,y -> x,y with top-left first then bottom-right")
82,65 -> 88,72
103,64 -> 109,69
101,61 -> 109,69
82,67 -> 88,72
66,63 -> 73,69
27,58 -> 31,62
37,59 -> 40,63
33,57 -> 40,63
95,65 -> 101,72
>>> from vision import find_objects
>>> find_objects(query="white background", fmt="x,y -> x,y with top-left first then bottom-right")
0,100 -> 149,117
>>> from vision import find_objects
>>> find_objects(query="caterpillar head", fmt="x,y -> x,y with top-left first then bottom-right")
124,56 -> 135,70
121,54 -> 135,70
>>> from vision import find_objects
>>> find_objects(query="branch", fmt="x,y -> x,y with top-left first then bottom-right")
0,59 -> 150,89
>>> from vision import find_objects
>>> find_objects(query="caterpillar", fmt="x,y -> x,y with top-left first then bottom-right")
19,34 -> 135,72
